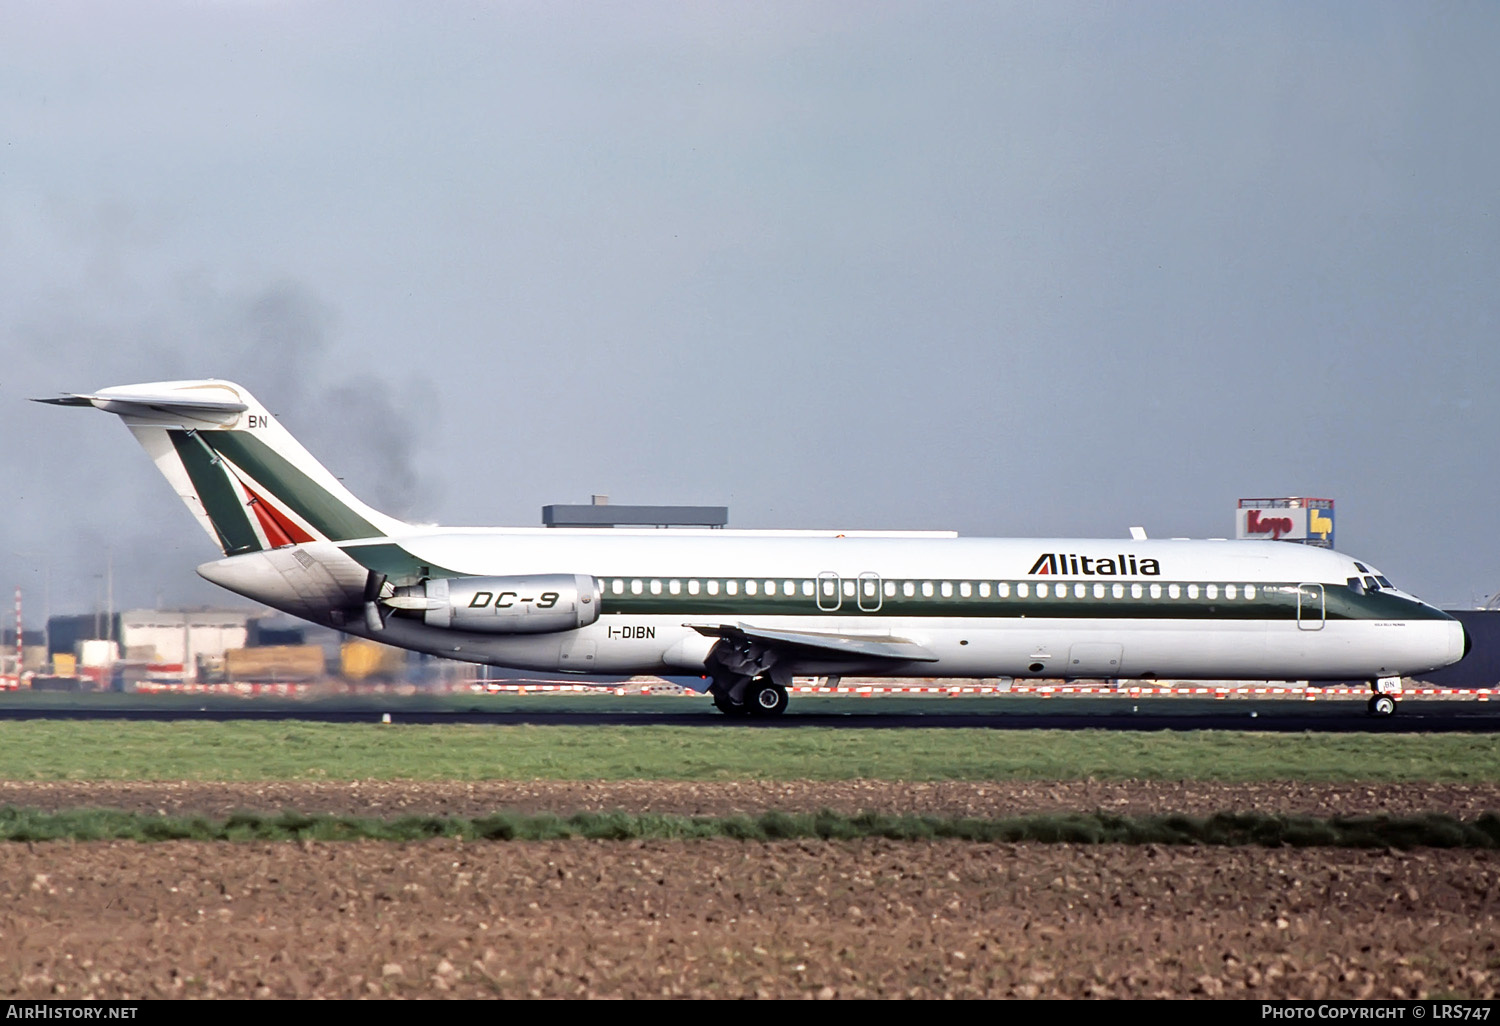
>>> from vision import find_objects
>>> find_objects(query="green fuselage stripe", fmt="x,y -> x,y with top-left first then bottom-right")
595,580 -> 1449,622
342,542 -> 461,581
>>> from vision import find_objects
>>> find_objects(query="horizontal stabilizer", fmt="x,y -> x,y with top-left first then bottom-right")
34,384 -> 248,427
687,622 -> 939,662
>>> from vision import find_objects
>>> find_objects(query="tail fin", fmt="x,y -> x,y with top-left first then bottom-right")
36,379 -> 407,555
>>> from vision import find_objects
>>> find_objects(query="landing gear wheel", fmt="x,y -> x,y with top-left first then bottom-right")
713,692 -> 752,717
1367,694 -> 1397,717
748,681 -> 789,717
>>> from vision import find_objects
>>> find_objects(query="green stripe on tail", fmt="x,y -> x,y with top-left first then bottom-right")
202,432 -> 384,542
168,431 -> 262,555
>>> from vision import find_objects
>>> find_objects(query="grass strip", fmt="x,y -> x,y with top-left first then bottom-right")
2,805 -> 1499,848
2,722 -> 1500,781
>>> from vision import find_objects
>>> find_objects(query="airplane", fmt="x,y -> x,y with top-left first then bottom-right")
38,379 -> 1468,717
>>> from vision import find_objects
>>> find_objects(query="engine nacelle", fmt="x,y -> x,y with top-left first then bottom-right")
397,574 -> 601,634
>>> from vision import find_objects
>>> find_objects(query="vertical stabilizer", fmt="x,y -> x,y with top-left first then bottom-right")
36,380 -> 407,555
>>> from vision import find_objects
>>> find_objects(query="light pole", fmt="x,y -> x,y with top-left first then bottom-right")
11,551 -> 51,672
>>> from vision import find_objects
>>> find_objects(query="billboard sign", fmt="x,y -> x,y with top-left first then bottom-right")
1235,503 -> 1335,547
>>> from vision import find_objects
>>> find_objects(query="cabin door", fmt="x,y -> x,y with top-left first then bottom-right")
1296,584 -> 1325,631
817,572 -> 842,612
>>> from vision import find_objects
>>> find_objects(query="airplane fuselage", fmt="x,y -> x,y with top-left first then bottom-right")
197,529 -> 1467,684
42,379 -> 1469,717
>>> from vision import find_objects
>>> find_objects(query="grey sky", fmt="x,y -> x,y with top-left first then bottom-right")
3,1 -> 1497,619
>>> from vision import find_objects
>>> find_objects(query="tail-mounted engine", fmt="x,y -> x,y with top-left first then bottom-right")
384,574 -> 601,634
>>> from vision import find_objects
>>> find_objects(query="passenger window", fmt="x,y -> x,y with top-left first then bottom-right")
1037,583 -> 1049,598
959,582 -> 972,598
921,582 -> 934,598
940,582 -> 953,598
801,580 -> 814,597
688,580 -> 700,595
1131,584 -> 1142,599
726,580 -> 739,596
1149,584 -> 1161,599
1187,584 -> 1199,599
884,581 -> 896,598
669,580 -> 681,595
1205,584 -> 1218,600
1225,584 -> 1237,600
1074,583 -> 1086,598
997,582 -> 1010,598
707,580 -> 720,595
650,579 -> 662,595
1244,584 -> 1256,600
631,579 -> 643,595
1016,583 -> 1029,598
745,580 -> 757,596
903,582 -> 915,598
612,579 -> 625,595
979,582 -> 991,598
1167,584 -> 1180,599
1111,584 -> 1123,599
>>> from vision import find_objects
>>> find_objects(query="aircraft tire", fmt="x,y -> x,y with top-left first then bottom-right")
748,681 -> 789,717
713,692 -> 752,717
1367,695 -> 1397,717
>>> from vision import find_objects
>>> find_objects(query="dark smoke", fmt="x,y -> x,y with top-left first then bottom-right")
7,257 -> 440,618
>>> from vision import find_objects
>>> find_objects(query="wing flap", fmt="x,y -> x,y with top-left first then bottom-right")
687,622 -> 939,662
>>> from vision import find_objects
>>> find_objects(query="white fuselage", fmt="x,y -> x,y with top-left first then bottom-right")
197,529 -> 1468,683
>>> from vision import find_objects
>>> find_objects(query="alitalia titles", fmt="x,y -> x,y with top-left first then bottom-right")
1028,553 -> 1161,576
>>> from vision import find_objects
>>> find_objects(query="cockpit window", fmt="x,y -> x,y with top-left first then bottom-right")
1354,562 -> 1369,573
1347,577 -> 1366,595
1364,576 -> 1380,592
1376,576 -> 1393,589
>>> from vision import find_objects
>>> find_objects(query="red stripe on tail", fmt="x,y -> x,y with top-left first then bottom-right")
243,484 -> 316,546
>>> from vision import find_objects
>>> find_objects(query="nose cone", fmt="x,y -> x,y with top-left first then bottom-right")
1435,615 -> 1471,671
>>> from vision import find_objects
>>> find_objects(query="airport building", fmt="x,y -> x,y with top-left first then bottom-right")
25,605 -> 462,690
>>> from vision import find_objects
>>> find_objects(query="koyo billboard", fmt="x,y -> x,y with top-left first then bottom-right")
1236,498 -> 1334,548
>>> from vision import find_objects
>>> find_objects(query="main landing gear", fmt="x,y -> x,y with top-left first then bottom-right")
712,678 -> 789,718
705,638 -> 789,718
1366,676 -> 1402,718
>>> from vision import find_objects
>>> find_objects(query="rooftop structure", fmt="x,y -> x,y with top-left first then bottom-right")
542,494 -> 727,529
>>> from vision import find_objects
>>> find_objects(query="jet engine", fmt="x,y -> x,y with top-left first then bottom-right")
386,574 -> 601,634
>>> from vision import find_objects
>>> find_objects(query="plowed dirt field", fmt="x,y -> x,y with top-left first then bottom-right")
1,781 -> 1496,999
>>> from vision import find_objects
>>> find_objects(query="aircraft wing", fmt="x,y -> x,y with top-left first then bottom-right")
686,622 -> 940,663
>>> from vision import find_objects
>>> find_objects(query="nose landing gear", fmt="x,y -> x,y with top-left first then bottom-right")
1366,676 -> 1402,717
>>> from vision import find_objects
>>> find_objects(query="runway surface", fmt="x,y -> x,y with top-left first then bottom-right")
0,698 -> 1497,731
